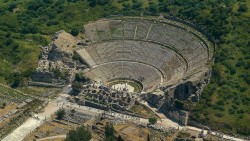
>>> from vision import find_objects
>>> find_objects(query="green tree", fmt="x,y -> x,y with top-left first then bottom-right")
65,126 -> 92,141
104,123 -> 116,141
148,117 -> 157,124
8,2 -> 17,11
1,102 -> 6,109
10,72 -> 21,88
117,135 -> 124,141
72,81 -> 83,95
70,27 -> 79,36
56,108 -> 65,120
75,73 -> 90,83
238,3 -> 248,12
174,100 -> 184,110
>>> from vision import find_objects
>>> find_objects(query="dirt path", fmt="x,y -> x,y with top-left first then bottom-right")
36,135 -> 66,141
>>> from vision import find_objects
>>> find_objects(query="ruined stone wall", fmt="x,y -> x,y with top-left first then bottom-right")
31,30 -> 81,86
159,101 -> 189,125
79,100 -> 110,111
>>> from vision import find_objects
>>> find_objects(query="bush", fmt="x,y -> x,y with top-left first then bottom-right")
216,100 -> 225,106
46,19 -> 59,26
228,108 -> 235,114
230,68 -> 236,75
235,59 -> 245,67
117,135 -> 124,141
215,113 -> 224,117
1,102 -> 6,109
232,104 -> 238,110
56,108 -> 65,120
174,100 -> 184,110
75,73 -> 90,83
65,126 -> 92,141
104,123 -> 116,141
8,2 -> 17,11
70,28 -> 79,36
72,82 -> 83,95
10,73 -> 21,88
148,117 -> 157,124
238,3 -> 248,12
237,126 -> 250,135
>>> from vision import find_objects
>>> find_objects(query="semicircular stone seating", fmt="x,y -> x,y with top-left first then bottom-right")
77,17 -> 214,92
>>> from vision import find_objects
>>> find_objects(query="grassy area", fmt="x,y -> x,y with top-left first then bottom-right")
0,84 -> 29,104
17,86 -> 61,98
130,103 -> 159,119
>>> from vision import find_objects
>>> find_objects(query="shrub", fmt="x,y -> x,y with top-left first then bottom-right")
1,102 -> 6,109
228,108 -> 235,114
174,100 -> 184,110
104,123 -> 116,141
235,59 -> 245,67
65,126 -> 92,141
215,113 -> 224,117
56,108 -> 65,120
117,135 -> 124,141
238,3 -> 248,12
148,117 -> 157,124
70,27 -> 79,36
46,19 -> 59,26
72,81 -> 83,95
216,100 -> 225,106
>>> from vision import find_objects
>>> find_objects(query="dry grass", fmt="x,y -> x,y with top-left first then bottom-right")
0,103 -> 16,117
0,103 -> 18,128
114,123 -> 149,141
24,121 -> 73,141
130,104 -> 159,119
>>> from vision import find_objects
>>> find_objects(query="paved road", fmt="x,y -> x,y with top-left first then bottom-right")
2,118 -> 43,141
2,100 -> 60,141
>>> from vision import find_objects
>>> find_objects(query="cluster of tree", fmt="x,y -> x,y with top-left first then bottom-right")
64,122 -> 124,141
72,51 -> 89,65
104,123 -> 124,141
52,68 -> 69,80
56,108 -> 65,120
148,117 -> 157,124
1,102 -> 6,109
75,73 -> 90,83
71,81 -> 83,95
71,72 -> 90,95
65,126 -> 92,141
87,0 -> 111,7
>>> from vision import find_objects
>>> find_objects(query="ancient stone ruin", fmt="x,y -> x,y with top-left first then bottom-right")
32,17 -> 214,125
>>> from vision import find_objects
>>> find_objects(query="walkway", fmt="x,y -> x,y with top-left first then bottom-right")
36,135 -> 66,141
2,100 -> 60,141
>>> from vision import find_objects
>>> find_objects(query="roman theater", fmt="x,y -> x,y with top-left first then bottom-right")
32,16 -> 214,125
77,17 -> 214,93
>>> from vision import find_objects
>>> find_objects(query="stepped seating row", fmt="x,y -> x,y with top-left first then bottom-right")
82,40 -> 188,81
80,18 -> 213,91
83,19 -> 209,67
85,62 -> 162,92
